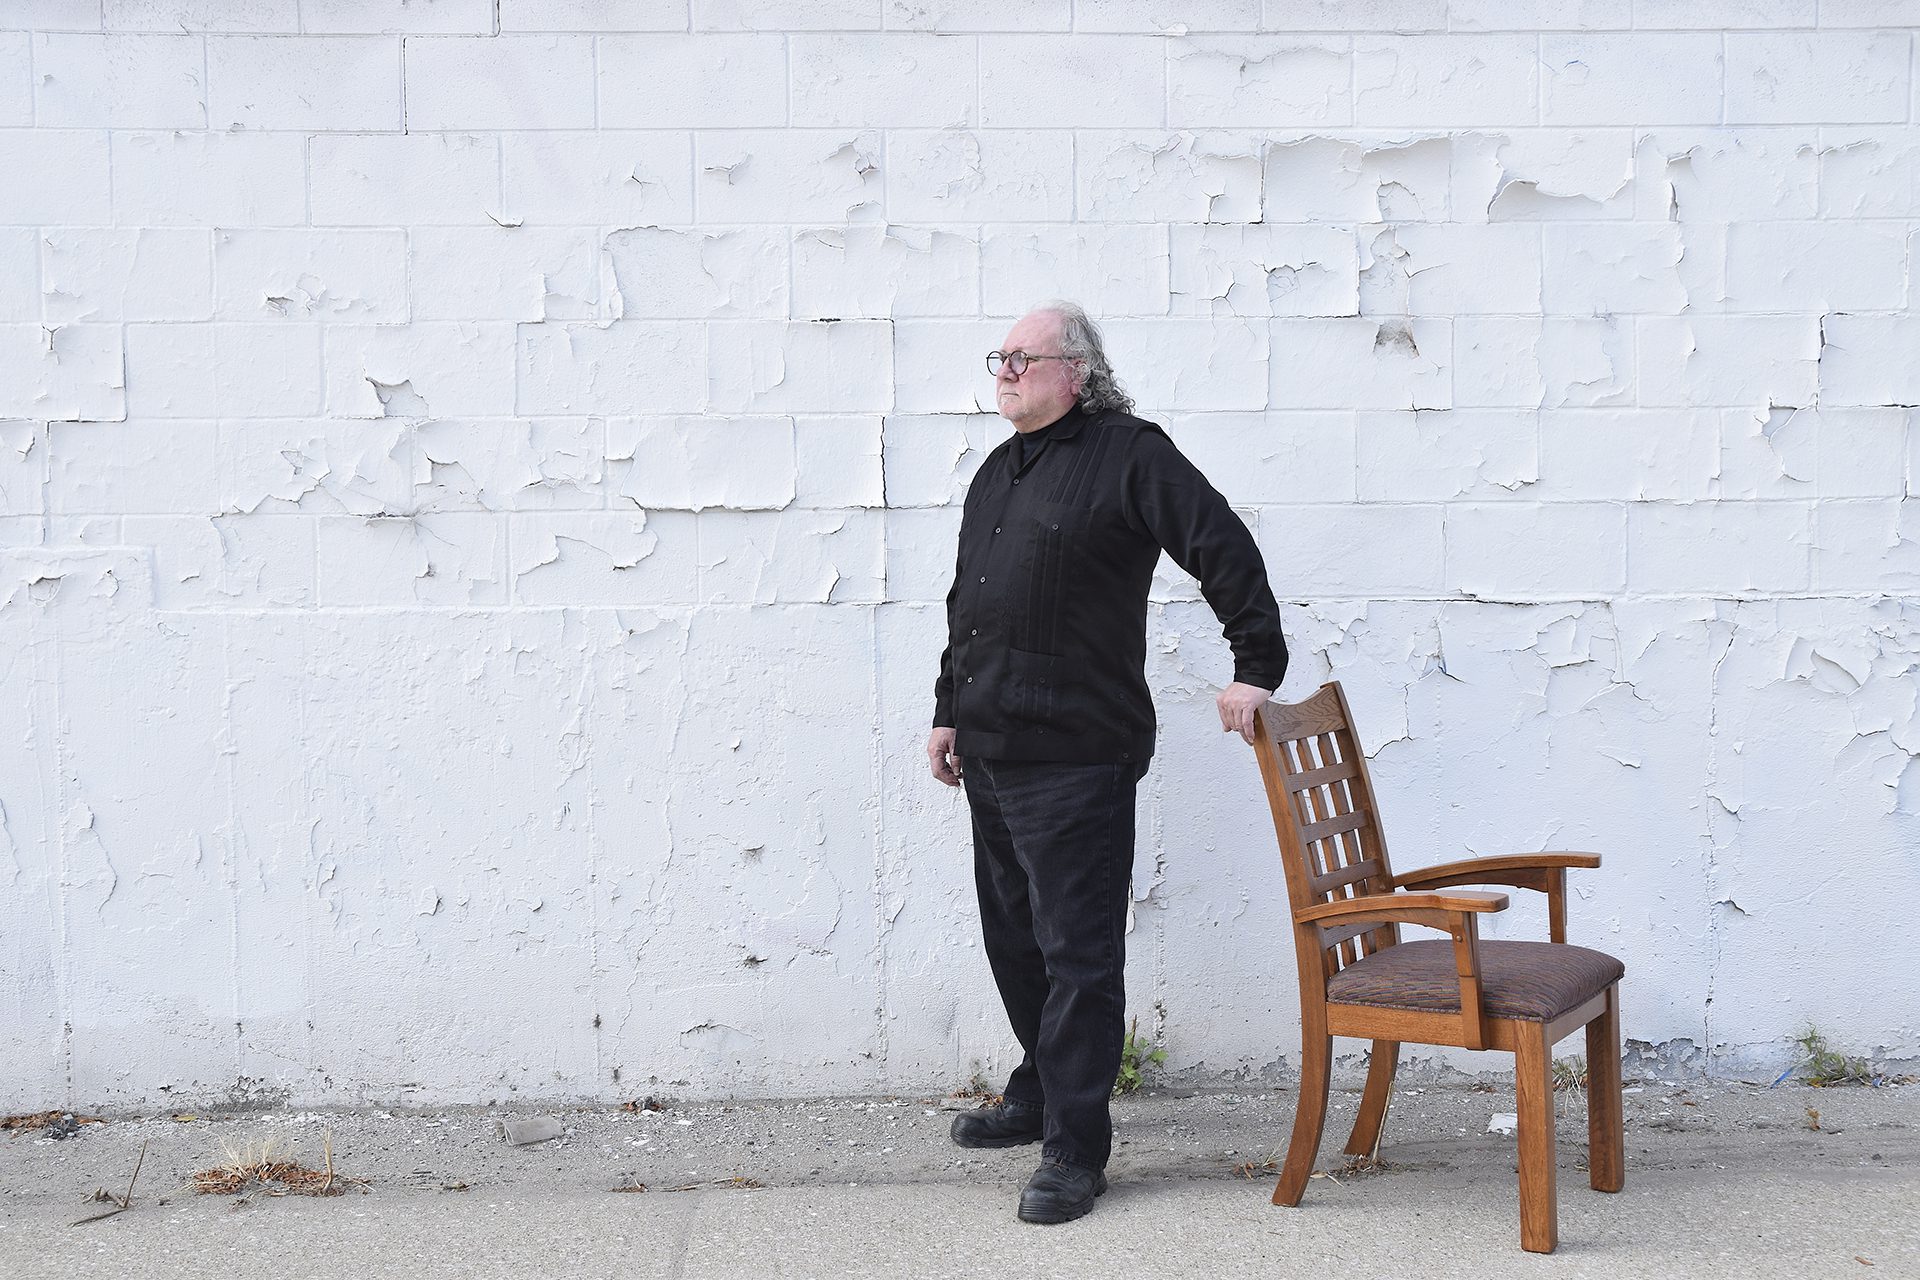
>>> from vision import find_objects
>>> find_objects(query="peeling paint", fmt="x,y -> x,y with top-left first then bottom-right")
1,19 -> 1916,1112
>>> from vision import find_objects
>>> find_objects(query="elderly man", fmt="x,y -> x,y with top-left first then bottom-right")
928,301 -> 1289,1223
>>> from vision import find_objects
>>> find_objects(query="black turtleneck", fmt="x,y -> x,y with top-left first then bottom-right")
1011,418 -> 1058,470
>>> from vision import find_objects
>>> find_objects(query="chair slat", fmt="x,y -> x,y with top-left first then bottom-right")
1292,745 -> 1329,872
1299,810 -> 1367,845
1324,771 -> 1355,820
1284,761 -> 1356,793
1320,771 -> 1365,873
1310,859 -> 1380,897
1319,920 -> 1375,949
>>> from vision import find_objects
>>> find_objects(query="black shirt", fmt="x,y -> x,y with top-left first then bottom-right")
933,402 -> 1288,765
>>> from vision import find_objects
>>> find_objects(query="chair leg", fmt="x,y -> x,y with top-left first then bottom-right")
1343,1039 -> 1399,1157
1273,1031 -> 1332,1207
1514,1021 -> 1559,1254
1586,983 -> 1625,1193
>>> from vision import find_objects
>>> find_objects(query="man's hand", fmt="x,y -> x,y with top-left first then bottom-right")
928,726 -> 964,787
1217,682 -> 1272,745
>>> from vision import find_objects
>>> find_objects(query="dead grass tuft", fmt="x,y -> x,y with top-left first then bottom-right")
1552,1056 -> 1589,1093
3,1111 -> 107,1136
189,1132 -> 365,1198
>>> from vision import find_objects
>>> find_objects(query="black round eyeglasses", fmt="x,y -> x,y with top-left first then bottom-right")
986,350 -> 1072,377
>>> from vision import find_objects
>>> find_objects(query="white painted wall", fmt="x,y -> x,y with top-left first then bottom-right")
2,1 -> 1916,1109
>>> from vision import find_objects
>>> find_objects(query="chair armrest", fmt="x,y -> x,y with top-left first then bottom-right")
1391,852 -> 1600,889
1294,889 -> 1509,925
1295,890 -> 1508,1052
1391,852 -> 1601,944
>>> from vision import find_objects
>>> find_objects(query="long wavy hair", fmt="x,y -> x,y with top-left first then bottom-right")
1039,299 -> 1134,416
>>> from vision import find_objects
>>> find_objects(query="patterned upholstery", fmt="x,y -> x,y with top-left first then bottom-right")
1326,939 -> 1624,1022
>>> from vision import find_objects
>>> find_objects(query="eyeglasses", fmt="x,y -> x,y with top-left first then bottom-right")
986,350 -> 1072,377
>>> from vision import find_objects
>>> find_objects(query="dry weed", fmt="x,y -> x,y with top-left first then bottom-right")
3,1111 -> 107,1138
189,1132 -> 364,1198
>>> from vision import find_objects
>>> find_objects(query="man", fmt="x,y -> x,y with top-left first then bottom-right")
928,301 -> 1289,1224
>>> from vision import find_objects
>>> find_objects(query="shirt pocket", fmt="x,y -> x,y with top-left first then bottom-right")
1018,500 -> 1096,654
1029,498 -> 1095,538
1004,646 -> 1071,733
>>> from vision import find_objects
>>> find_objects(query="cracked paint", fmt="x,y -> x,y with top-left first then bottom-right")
2,22 -> 1916,1112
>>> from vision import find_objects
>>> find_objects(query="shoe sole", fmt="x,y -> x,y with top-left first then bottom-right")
1017,1172 -> 1109,1224
950,1130 -> 1043,1149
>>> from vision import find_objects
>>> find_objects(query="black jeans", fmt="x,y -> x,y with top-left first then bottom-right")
963,754 -> 1143,1171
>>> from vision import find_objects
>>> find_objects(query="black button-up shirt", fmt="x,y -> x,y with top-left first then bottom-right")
934,401 -> 1288,764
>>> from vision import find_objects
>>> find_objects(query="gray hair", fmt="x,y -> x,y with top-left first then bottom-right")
1037,299 -> 1134,416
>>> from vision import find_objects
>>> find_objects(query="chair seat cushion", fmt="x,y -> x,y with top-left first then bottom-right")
1326,939 -> 1624,1022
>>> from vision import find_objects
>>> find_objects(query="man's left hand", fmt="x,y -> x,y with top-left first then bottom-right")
1217,682 -> 1272,745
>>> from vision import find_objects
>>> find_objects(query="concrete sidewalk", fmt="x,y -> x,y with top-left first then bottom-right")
2,1081 -> 1914,1278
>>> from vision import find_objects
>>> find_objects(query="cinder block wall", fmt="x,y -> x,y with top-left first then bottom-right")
2,1 -> 1915,1108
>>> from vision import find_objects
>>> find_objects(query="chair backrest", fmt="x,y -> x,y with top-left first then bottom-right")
1251,681 -> 1401,983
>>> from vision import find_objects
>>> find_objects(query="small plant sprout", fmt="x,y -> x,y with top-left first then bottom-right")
1551,1055 -> 1589,1093
1551,1055 -> 1590,1118
1113,1015 -> 1168,1096
1780,1027 -> 1878,1088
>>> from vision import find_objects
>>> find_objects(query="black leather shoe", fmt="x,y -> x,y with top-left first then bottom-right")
1017,1159 -> 1108,1224
949,1100 -> 1045,1148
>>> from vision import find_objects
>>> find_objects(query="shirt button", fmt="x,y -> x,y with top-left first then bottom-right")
978,575 -> 986,583
966,676 -> 973,683
1051,523 -> 1060,530
969,629 -> 977,636
1012,478 -> 1020,485
993,527 -> 1001,534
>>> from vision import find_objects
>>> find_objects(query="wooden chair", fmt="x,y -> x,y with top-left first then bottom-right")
1250,680 -> 1625,1253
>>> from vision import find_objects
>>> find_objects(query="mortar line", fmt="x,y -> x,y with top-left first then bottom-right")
18,418 -> 42,543
1719,31 -> 1727,128
580,605 -> 606,1093
309,504 -> 320,609
296,607 -> 319,1100
865,600 -> 890,1091
1701,613 -> 1739,1076
150,585 -> 1920,617
39,576 -> 74,1104
103,124 -> 116,234
211,611 -> 242,1095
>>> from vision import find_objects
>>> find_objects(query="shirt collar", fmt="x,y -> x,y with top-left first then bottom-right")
1034,399 -> 1089,442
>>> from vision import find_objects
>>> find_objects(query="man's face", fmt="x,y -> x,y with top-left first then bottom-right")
994,311 -> 1082,433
